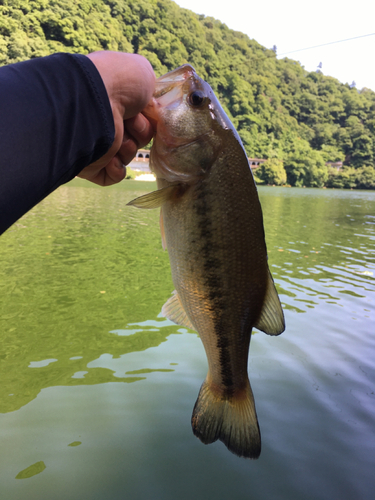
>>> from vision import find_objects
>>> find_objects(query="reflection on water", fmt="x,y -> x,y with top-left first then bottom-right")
0,180 -> 374,499
15,461 -> 46,480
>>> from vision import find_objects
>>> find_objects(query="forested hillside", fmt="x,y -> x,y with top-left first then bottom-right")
1,0 -> 374,188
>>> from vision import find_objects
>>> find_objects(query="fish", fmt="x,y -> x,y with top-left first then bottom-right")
127,64 -> 285,459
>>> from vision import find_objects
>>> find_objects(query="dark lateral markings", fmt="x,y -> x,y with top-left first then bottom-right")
195,186 -> 234,395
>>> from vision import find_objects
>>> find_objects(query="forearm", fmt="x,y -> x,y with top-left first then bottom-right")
0,53 -> 115,234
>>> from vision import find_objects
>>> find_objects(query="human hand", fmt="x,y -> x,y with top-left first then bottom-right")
78,52 -> 155,186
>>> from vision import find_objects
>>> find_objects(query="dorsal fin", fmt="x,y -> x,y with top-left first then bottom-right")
162,291 -> 195,330
254,271 -> 285,336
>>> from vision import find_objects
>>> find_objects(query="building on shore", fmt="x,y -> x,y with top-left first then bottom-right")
326,161 -> 343,171
133,151 -> 344,173
134,149 -> 266,170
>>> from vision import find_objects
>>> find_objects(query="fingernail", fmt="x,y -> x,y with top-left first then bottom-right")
114,156 -> 125,170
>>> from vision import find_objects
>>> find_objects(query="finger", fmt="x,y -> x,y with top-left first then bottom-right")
125,114 -> 154,149
87,52 -> 155,119
103,156 -> 126,185
116,115 -> 154,166
117,129 -> 139,167
79,156 -> 126,186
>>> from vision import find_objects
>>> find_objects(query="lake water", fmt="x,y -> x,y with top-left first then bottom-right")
0,180 -> 374,500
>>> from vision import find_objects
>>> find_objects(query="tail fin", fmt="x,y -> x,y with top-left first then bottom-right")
191,378 -> 261,459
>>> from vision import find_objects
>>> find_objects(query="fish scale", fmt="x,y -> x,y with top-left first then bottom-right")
165,157 -> 264,388
128,64 -> 285,458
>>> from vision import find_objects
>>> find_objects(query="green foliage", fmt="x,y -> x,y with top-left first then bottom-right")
326,167 -> 357,189
326,165 -> 375,189
1,0 -> 374,188
125,166 -> 137,179
320,144 -> 345,163
284,139 -> 328,187
354,166 -> 375,189
257,159 -> 286,185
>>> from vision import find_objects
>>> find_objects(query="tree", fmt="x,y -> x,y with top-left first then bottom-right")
257,159 -> 286,185
304,150 -> 328,187
0,0 -> 374,188
284,139 -> 327,187
355,166 -> 375,189
320,144 -> 345,163
344,116 -> 374,168
326,167 -> 356,189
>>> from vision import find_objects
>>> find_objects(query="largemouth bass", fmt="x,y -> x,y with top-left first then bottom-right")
128,64 -> 285,459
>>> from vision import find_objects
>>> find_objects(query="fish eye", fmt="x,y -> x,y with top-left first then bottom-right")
188,91 -> 206,107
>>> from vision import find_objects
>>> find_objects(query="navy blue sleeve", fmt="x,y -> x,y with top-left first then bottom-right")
0,53 -> 115,234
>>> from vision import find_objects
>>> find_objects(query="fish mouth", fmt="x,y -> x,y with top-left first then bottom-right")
142,64 -> 205,131
153,64 -> 197,98
142,98 -> 159,126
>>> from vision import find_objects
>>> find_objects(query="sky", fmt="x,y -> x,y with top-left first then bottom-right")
174,0 -> 375,91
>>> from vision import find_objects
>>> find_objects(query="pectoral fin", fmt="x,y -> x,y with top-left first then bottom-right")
127,185 -> 179,209
162,291 -> 195,330
254,271 -> 285,336
160,209 -> 167,250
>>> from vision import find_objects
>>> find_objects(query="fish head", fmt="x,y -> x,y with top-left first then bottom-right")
143,64 -> 245,183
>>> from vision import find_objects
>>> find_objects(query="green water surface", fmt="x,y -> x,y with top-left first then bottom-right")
0,180 -> 374,499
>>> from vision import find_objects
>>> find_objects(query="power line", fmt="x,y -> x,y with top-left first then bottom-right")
277,33 -> 375,57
